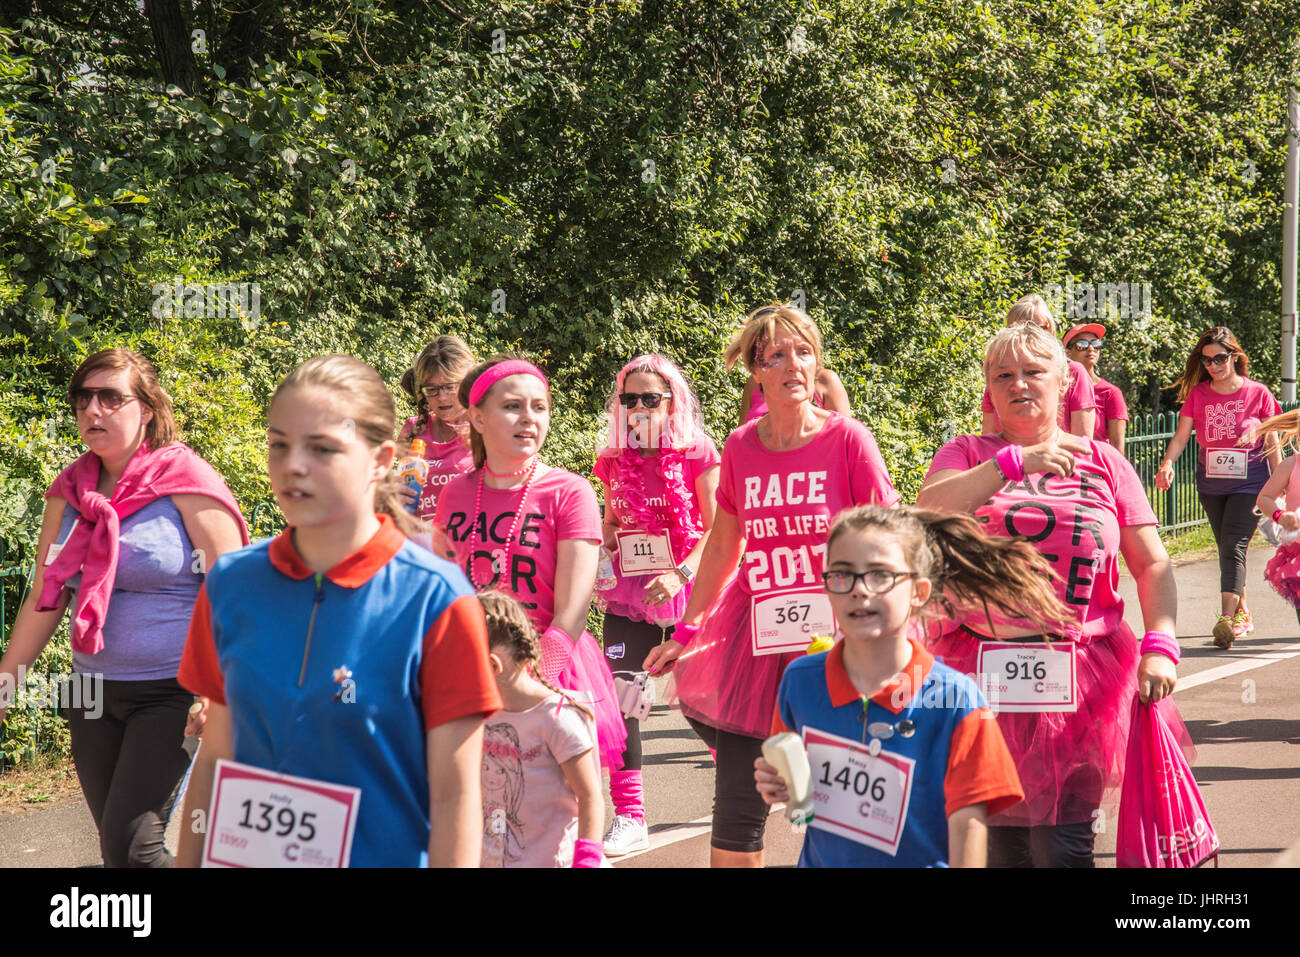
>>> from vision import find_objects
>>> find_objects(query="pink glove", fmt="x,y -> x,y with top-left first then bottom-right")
539,626 -> 574,683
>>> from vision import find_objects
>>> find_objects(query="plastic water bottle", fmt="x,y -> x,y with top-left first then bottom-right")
762,732 -> 815,826
394,439 -> 429,514
596,547 -> 617,591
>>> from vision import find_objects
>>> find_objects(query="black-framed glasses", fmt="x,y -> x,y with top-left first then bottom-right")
421,383 -> 458,397
619,392 -> 672,410
1200,351 -> 1235,367
1070,339 -> 1104,351
70,387 -> 137,412
821,568 -> 916,595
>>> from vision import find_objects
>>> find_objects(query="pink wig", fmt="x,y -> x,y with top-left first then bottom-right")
600,354 -> 703,456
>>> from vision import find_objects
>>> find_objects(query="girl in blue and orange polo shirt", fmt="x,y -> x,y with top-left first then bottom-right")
177,355 -> 501,868
756,506 -> 1074,867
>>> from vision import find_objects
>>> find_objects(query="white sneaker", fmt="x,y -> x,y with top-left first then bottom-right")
602,814 -> 649,857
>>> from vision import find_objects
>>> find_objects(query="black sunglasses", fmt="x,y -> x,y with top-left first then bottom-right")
1200,351 -> 1235,367
619,392 -> 672,410
70,387 -> 137,412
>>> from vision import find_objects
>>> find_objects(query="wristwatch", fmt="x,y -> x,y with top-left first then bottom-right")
674,562 -> 695,583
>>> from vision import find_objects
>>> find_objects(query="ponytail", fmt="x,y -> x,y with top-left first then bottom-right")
826,506 -> 1074,636
478,590 -> 594,721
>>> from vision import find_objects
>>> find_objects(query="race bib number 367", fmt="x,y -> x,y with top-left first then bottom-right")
804,727 -> 914,856
203,759 -> 361,868
750,588 -> 836,656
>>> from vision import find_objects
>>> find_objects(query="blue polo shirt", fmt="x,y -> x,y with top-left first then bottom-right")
775,638 -> 1023,868
180,515 -> 501,867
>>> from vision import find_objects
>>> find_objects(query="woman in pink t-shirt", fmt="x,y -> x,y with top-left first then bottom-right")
981,294 -> 1096,437
592,354 -> 720,856
737,367 -> 849,424
1156,328 -> 1281,647
1063,322 -> 1130,453
918,323 -> 1184,868
398,336 -> 476,520
644,304 -> 900,868
431,356 -> 627,772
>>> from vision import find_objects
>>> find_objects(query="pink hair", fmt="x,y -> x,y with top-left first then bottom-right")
600,354 -> 702,455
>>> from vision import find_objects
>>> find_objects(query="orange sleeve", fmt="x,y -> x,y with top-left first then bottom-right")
177,584 -> 227,705
419,593 -> 503,731
771,704 -> 792,737
944,709 -> 1024,818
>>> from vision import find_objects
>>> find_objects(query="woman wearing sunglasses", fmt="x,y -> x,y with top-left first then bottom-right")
1063,323 -> 1129,454
592,355 -> 720,856
0,349 -> 248,866
1156,327 -> 1281,647
644,304 -> 900,867
398,336 -> 477,520
918,323 -> 1182,867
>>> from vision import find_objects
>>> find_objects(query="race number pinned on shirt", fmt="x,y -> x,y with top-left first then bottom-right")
804,726 -> 914,856
615,529 -> 674,576
977,641 -> 1077,713
750,588 -> 836,656
1205,448 -> 1247,479
203,759 -> 361,868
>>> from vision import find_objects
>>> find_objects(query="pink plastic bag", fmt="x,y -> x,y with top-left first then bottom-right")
1117,696 -> 1219,868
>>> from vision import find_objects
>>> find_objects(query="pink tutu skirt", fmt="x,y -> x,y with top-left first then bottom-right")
596,567 -> 686,627
1264,542 -> 1300,608
558,629 -> 629,772
669,581 -> 799,739
928,620 -> 1195,827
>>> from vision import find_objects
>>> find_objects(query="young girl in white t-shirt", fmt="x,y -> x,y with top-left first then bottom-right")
479,590 -> 604,868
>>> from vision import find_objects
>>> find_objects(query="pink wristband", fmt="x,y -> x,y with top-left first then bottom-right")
572,838 -> 603,868
1140,630 -> 1180,665
539,626 -> 574,683
671,622 -> 699,647
994,444 -> 1025,482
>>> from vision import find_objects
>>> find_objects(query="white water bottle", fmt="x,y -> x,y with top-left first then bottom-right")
762,732 -> 815,826
596,547 -> 617,591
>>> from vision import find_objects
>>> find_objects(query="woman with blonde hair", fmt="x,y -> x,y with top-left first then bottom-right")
398,335 -> 477,519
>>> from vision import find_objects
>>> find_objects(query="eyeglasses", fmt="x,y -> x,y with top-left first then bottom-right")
1200,351 -> 1235,367
1070,339 -> 1104,351
619,392 -> 672,410
821,568 -> 916,595
421,383 -> 458,397
71,387 -> 138,412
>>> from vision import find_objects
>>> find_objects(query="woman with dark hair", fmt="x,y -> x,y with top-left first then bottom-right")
1156,327 -> 1281,647
398,335 -> 477,519
0,349 -> 248,867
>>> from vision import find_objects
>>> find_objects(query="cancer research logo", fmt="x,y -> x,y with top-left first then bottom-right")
1042,279 -> 1151,325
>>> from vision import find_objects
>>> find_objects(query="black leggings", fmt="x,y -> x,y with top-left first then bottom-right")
685,717 -> 769,853
987,821 -> 1098,868
602,614 -> 671,771
66,676 -> 195,868
1198,492 -> 1258,596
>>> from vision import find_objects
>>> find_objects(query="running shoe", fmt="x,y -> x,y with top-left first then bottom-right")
1212,615 -> 1235,649
1237,608 -> 1255,633
1231,609 -> 1251,639
602,815 -> 649,857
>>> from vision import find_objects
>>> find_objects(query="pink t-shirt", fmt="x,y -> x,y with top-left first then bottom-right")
718,413 -> 900,597
1091,378 -> 1129,443
433,466 -> 602,630
594,436 -> 721,539
982,360 -> 1097,431
1179,379 -> 1281,496
481,694 -> 595,868
400,416 -> 474,520
926,435 -> 1157,639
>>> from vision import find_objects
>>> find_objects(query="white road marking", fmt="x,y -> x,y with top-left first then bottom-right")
612,804 -> 786,864
1174,642 -> 1300,693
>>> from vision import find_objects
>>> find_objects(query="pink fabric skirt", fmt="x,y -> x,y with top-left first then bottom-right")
669,581 -> 799,739
596,568 -> 686,627
1264,542 -> 1300,608
557,630 -> 629,772
928,620 -> 1195,827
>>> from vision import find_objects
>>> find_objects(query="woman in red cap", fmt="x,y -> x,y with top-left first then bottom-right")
1064,323 -> 1129,454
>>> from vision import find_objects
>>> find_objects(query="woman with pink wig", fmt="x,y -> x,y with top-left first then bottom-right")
593,355 -> 721,855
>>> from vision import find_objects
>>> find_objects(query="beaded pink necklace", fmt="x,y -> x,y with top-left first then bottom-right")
469,457 -> 540,589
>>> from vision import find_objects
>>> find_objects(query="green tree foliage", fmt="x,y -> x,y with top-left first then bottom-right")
1,1 -> 1298,761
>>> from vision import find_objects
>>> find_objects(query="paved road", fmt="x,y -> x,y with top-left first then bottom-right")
3,547 -> 1297,868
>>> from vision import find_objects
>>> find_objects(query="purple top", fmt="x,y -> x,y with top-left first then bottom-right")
57,496 -> 203,680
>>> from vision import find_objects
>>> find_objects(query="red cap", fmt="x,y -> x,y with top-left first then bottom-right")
1064,323 -> 1106,346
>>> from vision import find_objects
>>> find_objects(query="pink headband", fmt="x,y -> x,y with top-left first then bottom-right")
467,360 -> 549,407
